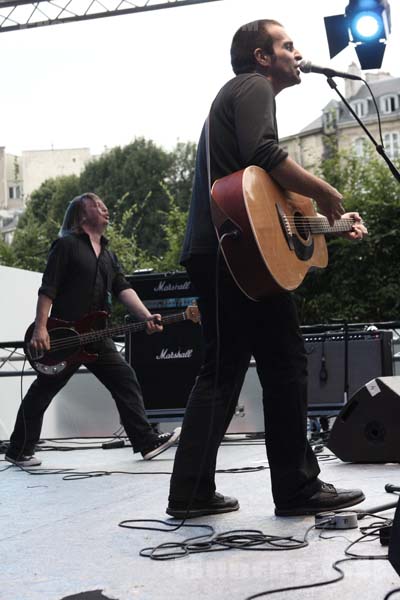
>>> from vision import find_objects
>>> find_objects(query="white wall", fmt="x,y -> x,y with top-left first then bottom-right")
0,265 -> 120,440
22,147 -> 91,199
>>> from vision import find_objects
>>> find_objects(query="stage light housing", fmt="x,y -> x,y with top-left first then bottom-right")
324,0 -> 391,70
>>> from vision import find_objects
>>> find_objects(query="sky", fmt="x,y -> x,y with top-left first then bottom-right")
1,0 -> 399,156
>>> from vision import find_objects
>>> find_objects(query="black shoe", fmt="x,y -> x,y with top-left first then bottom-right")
141,427 -> 181,460
275,482 -> 365,516
166,492 -> 239,519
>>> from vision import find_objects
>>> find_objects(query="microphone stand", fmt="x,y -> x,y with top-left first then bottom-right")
326,77 -> 400,184
356,483 -> 399,520
343,320 -> 349,406
323,81 -> 400,520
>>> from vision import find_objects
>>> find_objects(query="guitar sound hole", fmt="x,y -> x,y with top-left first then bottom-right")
48,327 -> 81,361
293,212 -> 310,241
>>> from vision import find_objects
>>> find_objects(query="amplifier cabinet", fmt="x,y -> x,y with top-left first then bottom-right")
305,330 -> 393,414
126,271 -> 204,417
126,271 -> 394,420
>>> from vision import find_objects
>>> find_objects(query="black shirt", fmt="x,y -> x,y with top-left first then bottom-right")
39,232 -> 131,322
181,72 -> 288,263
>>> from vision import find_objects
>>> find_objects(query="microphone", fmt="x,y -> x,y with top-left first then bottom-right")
299,60 -> 363,81
385,483 -> 400,493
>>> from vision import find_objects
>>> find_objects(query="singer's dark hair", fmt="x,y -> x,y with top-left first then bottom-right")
59,192 -> 99,237
231,19 -> 282,75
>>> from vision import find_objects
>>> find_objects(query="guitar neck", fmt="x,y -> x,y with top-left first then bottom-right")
309,217 -> 356,235
78,312 -> 187,345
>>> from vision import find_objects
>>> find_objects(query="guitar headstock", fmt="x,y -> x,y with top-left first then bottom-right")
185,303 -> 201,324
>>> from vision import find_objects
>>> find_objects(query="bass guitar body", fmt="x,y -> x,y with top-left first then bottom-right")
24,305 -> 200,377
24,312 -> 108,376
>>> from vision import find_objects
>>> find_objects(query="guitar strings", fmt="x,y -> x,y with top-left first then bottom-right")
281,217 -> 359,235
34,312 -> 189,354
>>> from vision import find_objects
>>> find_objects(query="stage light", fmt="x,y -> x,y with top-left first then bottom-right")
324,0 -> 391,70
353,14 -> 381,39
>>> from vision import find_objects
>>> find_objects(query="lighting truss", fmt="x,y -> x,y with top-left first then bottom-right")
0,0 -> 221,33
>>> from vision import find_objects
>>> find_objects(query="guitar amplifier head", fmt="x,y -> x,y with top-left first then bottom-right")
127,270 -> 198,311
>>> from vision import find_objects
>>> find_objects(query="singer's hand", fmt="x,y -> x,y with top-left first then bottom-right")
340,212 -> 368,240
313,186 -> 344,226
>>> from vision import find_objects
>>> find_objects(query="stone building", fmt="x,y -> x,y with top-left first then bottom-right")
0,146 -> 91,242
280,64 -> 400,171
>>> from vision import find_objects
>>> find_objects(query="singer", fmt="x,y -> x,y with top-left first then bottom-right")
167,18 -> 367,519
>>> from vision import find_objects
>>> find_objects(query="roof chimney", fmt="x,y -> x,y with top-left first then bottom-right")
345,62 -> 363,98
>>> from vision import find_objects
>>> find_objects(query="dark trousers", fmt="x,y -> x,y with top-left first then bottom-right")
169,255 -> 320,507
9,339 -> 156,457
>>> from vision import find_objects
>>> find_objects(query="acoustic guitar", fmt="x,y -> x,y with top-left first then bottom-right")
211,165 -> 357,301
24,304 -> 200,376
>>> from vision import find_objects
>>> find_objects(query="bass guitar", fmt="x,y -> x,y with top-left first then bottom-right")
211,165 -> 358,301
24,305 -> 200,376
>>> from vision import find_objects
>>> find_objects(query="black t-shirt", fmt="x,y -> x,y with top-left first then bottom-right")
39,232 -> 131,322
180,72 -> 288,263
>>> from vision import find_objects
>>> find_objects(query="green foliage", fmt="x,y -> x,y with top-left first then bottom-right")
0,238 -> 15,266
153,182 -> 188,272
11,221 -> 51,272
10,174 -> 81,271
296,149 -> 400,324
165,141 -> 197,210
79,138 -> 175,256
2,135 -> 399,326
3,138 -> 193,278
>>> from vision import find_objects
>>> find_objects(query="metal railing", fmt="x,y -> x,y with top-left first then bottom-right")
0,0 -> 221,33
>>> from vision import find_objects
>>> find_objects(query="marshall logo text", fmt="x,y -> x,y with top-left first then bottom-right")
156,348 -> 194,360
154,280 -> 191,293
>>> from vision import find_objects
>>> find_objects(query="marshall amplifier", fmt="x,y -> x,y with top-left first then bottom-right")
127,270 -> 198,312
125,271 -> 204,419
304,329 -> 393,415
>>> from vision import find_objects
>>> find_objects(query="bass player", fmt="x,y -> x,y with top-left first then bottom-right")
6,193 -> 180,467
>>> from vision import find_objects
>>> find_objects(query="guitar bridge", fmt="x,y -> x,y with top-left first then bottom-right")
276,204 -> 294,250
33,361 -> 67,375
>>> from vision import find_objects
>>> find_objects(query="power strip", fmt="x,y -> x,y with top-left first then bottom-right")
315,511 -> 358,529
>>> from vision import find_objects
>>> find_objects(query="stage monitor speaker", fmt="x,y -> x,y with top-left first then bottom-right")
327,376 -> 400,462
389,499 -> 400,576
126,271 -> 204,417
304,330 -> 393,414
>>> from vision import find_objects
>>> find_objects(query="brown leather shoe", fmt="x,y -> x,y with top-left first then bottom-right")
275,482 -> 365,516
167,492 -> 239,519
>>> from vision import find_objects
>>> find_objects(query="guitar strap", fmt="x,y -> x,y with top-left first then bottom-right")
204,114 -> 212,205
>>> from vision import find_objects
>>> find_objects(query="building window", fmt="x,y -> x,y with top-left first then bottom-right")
322,109 -> 337,133
384,132 -> 399,159
8,187 -> 14,200
381,95 -> 399,114
353,137 -> 367,158
350,100 -> 368,118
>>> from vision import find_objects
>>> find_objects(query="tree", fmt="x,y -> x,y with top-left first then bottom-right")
3,138 -> 195,274
11,175 -> 81,272
295,150 -> 400,324
153,183 -> 188,272
165,141 -> 197,210
79,138 -> 174,256
0,238 -> 15,266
